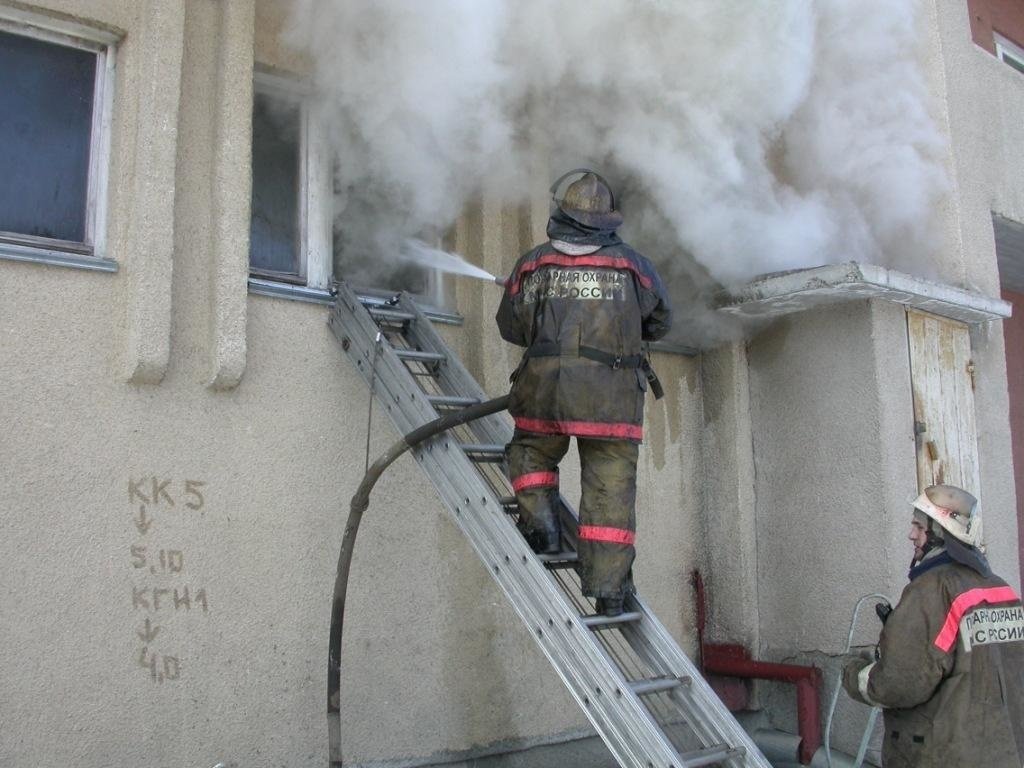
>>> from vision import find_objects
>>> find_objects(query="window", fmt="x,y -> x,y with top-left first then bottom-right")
0,11 -> 117,271
248,71 -> 331,294
995,32 -> 1024,76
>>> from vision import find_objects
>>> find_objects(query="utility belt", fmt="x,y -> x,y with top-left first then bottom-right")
523,342 -> 664,400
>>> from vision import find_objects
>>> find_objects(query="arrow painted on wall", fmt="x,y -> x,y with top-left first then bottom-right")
134,505 -> 152,535
137,618 -> 160,643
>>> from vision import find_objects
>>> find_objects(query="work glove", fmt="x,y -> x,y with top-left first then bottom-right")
841,654 -> 875,705
875,602 -> 893,624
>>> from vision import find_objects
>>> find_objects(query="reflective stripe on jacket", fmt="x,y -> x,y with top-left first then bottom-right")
495,241 -> 671,442
842,559 -> 1024,767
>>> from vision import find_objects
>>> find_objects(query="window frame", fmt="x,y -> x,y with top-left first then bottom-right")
995,32 -> 1024,76
0,9 -> 118,272
249,69 -> 332,291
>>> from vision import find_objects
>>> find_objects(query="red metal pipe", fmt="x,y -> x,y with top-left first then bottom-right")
692,570 -> 823,765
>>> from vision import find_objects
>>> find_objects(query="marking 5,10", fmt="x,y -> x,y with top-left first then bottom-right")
131,546 -> 184,574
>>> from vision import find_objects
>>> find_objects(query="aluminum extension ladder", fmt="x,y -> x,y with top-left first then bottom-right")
328,280 -> 771,768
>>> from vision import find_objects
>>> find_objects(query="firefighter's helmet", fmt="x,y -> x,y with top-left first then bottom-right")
911,484 -> 981,547
550,169 -> 623,230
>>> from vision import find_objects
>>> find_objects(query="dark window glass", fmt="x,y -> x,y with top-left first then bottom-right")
1003,51 -> 1024,75
250,92 -> 301,278
0,31 -> 95,244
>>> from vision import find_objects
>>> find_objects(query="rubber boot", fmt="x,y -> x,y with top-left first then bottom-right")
516,491 -> 558,554
595,596 -> 624,617
529,506 -> 562,555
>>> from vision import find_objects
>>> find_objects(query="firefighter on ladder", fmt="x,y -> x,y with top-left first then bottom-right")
496,170 -> 672,616
842,485 -> 1024,767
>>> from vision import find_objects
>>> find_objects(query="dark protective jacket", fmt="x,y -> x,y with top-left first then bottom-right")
842,553 -> 1024,767
496,240 -> 671,442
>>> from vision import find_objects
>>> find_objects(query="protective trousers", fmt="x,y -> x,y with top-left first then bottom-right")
507,430 -> 638,599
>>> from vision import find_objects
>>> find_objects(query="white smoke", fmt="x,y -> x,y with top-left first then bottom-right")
283,0 -> 946,290
781,0 -> 948,277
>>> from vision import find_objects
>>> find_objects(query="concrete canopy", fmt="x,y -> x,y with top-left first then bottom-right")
718,262 -> 1011,326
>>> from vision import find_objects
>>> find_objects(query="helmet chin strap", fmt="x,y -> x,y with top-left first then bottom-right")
914,521 -> 945,565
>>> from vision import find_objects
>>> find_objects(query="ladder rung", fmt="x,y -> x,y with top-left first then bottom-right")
368,307 -> 415,323
581,611 -> 643,629
678,745 -> 744,768
498,496 -> 517,507
628,676 -> 691,697
460,442 -> 503,460
428,395 -> 481,408
538,552 -> 579,570
395,349 -> 446,364
460,442 -> 503,454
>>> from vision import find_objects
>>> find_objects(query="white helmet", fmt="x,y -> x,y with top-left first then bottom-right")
911,484 -> 982,548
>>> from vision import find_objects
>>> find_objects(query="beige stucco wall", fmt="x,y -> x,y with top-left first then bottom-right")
0,2 -> 704,766
748,300 -> 917,657
928,0 -> 1021,584
741,300 -> 918,754
698,342 -> 760,653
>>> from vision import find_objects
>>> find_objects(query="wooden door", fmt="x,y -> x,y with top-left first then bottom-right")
907,309 -> 981,503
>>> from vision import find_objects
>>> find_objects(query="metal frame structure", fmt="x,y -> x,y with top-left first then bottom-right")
326,281 -> 771,768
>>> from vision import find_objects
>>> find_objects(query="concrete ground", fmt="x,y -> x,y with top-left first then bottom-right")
424,734 -> 619,768
418,727 -> 880,768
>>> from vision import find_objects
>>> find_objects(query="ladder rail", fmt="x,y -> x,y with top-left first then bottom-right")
329,295 -> 440,433
621,593 -> 770,767
393,294 -> 513,448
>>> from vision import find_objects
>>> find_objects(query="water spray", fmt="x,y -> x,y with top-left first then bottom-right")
400,239 -> 502,284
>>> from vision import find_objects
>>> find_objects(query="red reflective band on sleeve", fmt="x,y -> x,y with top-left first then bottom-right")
578,525 -> 636,546
514,416 -> 643,441
512,471 -> 559,492
508,253 -> 654,295
933,586 -> 1021,652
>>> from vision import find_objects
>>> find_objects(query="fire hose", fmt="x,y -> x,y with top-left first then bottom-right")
823,592 -> 894,768
327,394 -> 511,766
